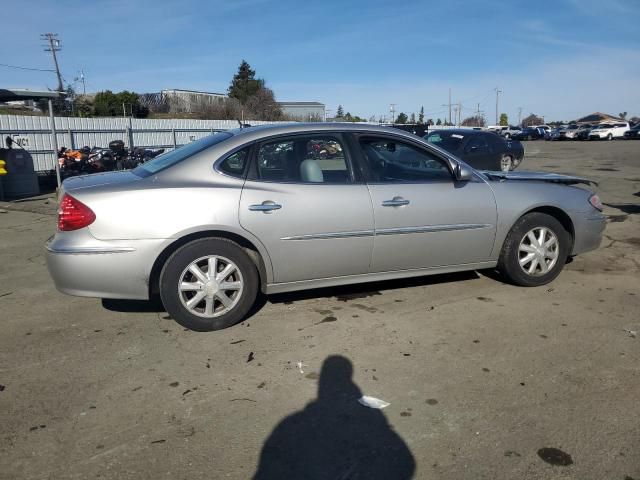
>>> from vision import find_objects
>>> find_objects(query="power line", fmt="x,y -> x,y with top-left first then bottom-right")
0,62 -> 55,72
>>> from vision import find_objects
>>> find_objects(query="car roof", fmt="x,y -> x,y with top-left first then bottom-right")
425,128 -> 481,136
233,122 -> 419,138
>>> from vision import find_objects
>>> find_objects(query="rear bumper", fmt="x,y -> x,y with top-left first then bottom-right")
45,231 -> 168,300
571,212 -> 606,255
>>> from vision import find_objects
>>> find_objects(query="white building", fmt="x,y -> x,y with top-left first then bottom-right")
276,102 -> 326,121
161,89 -> 227,113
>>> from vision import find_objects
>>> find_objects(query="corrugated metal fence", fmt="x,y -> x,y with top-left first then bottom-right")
0,115 -> 285,171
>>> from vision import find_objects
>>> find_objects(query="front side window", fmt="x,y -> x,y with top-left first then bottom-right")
254,135 -> 351,184
465,136 -> 490,153
359,137 -> 451,183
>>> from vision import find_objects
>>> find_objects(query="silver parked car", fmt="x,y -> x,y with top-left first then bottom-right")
46,123 -> 605,331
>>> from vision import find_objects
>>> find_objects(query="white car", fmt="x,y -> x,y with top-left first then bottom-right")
562,124 -> 580,139
588,122 -> 630,140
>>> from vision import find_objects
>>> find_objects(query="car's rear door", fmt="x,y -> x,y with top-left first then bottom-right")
239,132 -> 374,284
352,133 -> 497,273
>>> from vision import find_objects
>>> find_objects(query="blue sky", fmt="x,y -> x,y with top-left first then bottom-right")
2,0 -> 639,122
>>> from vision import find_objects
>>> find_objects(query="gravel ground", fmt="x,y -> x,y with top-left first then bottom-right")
0,139 -> 639,480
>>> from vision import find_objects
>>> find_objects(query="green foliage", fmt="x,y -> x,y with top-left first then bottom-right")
342,112 -> 366,122
436,118 -> 442,125
418,106 -> 424,125
395,112 -> 408,124
336,105 -> 344,118
93,90 -> 148,118
409,113 -> 416,124
228,60 -> 264,104
499,113 -> 508,126
619,112 -> 627,120
522,113 -> 544,127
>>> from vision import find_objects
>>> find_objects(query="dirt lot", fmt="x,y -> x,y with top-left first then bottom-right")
1,140 -> 639,480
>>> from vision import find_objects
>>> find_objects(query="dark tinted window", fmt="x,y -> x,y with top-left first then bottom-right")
359,137 -> 451,183
464,135 -> 490,153
133,132 -> 232,177
218,148 -> 249,178
425,131 -> 464,150
255,135 -> 350,184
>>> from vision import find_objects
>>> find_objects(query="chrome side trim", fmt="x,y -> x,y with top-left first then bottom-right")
45,245 -> 136,254
376,223 -> 492,236
281,230 -> 374,241
280,223 -> 492,241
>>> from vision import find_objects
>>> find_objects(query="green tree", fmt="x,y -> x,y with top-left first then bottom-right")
418,106 -> 424,125
521,113 -> 544,127
409,112 -> 416,124
336,105 -> 344,118
228,60 -> 264,104
619,112 -> 627,120
427,118 -> 434,126
436,118 -> 442,125
395,112 -> 408,124
499,113 -> 508,126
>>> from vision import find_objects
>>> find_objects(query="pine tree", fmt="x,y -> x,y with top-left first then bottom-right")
418,106 -> 424,125
336,105 -> 344,118
228,60 -> 264,104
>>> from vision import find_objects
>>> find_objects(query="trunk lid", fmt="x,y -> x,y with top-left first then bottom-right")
62,170 -> 142,192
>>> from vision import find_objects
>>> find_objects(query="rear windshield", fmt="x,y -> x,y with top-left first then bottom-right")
424,132 -> 463,150
133,132 -> 233,177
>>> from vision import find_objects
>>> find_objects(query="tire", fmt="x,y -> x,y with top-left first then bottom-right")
527,135 -> 532,141
500,155 -> 513,172
607,133 -> 613,141
160,238 -> 259,331
497,212 -> 570,287
504,134 -> 511,139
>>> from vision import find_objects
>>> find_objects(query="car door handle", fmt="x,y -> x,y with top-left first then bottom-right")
382,197 -> 410,207
249,201 -> 282,213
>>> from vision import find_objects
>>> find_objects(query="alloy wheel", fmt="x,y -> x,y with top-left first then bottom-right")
178,255 -> 244,318
518,227 -> 560,277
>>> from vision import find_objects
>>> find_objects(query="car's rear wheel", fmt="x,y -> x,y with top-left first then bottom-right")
498,213 -> 570,287
160,238 -> 259,331
500,155 -> 513,172
607,133 -> 613,141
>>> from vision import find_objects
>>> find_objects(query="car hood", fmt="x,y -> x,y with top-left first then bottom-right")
480,170 -> 597,186
62,170 -> 142,192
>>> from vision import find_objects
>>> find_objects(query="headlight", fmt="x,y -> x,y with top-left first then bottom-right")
589,194 -> 603,212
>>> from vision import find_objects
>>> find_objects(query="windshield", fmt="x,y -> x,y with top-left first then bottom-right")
133,132 -> 233,177
424,132 -> 463,150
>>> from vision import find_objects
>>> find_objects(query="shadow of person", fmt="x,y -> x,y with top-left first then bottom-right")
253,355 -> 416,479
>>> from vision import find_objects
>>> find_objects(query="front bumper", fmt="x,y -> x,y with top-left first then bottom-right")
45,230 -> 168,300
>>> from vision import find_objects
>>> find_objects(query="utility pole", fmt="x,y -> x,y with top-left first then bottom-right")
453,105 -> 458,127
476,103 -> 485,126
494,87 -> 502,125
441,88 -> 453,125
78,70 -> 86,95
41,33 -> 64,92
390,104 -> 396,124
458,101 -> 462,126
518,107 -> 522,126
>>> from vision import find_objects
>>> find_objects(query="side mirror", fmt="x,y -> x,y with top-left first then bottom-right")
455,163 -> 473,182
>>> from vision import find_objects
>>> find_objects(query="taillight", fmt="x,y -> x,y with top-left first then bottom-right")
57,194 -> 96,231
589,194 -> 603,212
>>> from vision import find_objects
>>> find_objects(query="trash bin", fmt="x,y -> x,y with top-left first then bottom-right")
0,148 -> 40,198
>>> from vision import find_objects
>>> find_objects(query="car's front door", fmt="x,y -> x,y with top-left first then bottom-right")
461,135 -> 494,170
239,133 -> 374,284
354,134 -> 497,273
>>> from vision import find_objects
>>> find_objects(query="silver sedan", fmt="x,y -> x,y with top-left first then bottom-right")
46,123 -> 606,331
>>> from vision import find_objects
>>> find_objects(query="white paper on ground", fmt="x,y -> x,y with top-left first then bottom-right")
358,395 -> 390,409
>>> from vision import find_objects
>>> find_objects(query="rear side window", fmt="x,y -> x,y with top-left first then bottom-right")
133,132 -> 233,177
253,135 -> 351,184
218,148 -> 249,178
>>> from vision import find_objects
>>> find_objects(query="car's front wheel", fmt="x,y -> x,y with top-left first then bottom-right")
607,133 -> 613,141
498,213 -> 570,287
160,238 -> 259,331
